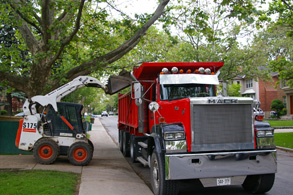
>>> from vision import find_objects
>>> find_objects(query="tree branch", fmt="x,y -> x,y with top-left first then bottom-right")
0,71 -> 29,93
65,0 -> 170,80
281,0 -> 293,11
8,0 -> 43,34
46,0 -> 85,67
41,0 -> 52,46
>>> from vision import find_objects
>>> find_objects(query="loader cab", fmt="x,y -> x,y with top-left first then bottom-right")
44,102 -> 84,137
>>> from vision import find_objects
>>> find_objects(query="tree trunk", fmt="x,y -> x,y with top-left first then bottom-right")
5,93 -> 12,116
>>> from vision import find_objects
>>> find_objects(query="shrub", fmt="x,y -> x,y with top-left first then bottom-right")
271,99 -> 284,118
0,110 -> 8,115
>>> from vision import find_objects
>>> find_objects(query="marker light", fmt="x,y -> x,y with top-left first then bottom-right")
205,68 -> 211,74
179,69 -> 184,73
194,69 -> 199,73
162,68 -> 168,74
186,69 -> 191,73
199,67 -> 205,73
171,67 -> 178,73
159,117 -> 165,123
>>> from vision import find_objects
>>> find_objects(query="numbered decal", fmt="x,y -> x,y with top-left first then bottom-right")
22,122 -> 37,133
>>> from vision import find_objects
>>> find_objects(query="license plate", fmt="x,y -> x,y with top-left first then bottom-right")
217,177 -> 231,186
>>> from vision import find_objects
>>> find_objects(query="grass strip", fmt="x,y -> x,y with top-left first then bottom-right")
266,120 -> 293,127
274,132 -> 293,149
0,170 -> 80,195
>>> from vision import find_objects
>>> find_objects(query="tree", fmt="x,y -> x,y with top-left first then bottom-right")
0,0 -> 170,98
250,24 -> 293,87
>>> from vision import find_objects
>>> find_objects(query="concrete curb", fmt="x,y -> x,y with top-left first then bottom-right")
274,126 -> 293,129
276,146 -> 293,153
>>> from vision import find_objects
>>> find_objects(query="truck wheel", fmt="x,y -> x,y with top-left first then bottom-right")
33,138 -> 59,164
123,131 -> 130,157
242,174 -> 275,194
119,130 -> 124,153
150,151 -> 179,195
130,135 -> 138,163
68,142 -> 92,166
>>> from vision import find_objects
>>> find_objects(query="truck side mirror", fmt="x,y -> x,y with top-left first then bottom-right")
132,82 -> 143,106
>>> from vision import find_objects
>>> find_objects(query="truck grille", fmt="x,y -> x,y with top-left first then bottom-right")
191,104 -> 254,152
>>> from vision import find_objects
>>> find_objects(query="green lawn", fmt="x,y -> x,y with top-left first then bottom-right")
266,120 -> 293,127
0,170 -> 80,195
274,132 -> 293,149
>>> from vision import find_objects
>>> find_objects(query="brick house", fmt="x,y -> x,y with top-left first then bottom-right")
231,73 -> 292,118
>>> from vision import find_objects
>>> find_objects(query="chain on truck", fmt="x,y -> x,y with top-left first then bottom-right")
111,62 -> 277,195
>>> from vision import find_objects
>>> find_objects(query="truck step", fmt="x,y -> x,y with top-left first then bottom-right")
137,156 -> 149,167
138,141 -> 148,149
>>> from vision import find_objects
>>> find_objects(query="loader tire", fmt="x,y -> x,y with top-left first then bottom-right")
33,138 -> 59,164
68,142 -> 92,166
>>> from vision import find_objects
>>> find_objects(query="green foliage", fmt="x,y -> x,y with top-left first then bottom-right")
267,0 -> 293,37
0,170 -> 79,195
228,83 -> 242,97
271,99 -> 285,117
269,57 -> 293,88
0,110 -> 8,115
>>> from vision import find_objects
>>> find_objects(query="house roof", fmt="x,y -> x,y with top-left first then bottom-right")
242,89 -> 255,94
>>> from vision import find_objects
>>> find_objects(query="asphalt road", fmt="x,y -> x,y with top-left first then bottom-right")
100,116 -> 293,195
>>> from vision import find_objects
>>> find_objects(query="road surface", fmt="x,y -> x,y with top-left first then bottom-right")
100,116 -> 293,195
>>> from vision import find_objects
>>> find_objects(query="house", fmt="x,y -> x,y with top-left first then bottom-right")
231,73 -> 292,119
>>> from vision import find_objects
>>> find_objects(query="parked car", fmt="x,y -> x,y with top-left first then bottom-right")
109,111 -> 114,116
101,111 -> 108,117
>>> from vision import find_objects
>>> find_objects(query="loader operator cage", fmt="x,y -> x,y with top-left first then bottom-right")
44,102 -> 84,136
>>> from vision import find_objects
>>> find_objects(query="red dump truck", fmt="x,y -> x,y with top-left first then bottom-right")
116,62 -> 276,195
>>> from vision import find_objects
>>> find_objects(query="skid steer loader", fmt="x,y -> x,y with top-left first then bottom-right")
15,76 -> 106,165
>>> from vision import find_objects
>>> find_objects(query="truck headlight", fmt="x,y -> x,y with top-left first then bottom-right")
164,132 -> 185,141
256,130 -> 274,137
257,130 -> 265,137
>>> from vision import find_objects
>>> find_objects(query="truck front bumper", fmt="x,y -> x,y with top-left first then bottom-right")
165,150 -> 277,180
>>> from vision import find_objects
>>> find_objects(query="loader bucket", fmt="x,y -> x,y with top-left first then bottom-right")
106,70 -> 133,95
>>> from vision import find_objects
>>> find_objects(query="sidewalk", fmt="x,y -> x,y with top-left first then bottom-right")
79,118 -> 152,195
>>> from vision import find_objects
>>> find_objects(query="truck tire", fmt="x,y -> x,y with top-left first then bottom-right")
33,138 -> 59,164
119,130 -> 124,153
130,135 -> 138,163
123,131 -> 130,157
150,151 -> 179,195
242,174 -> 275,194
68,142 -> 93,166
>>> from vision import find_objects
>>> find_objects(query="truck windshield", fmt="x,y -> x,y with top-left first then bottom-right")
160,84 -> 216,101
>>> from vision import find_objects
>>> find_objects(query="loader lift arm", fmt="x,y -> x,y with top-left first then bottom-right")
23,76 -> 106,116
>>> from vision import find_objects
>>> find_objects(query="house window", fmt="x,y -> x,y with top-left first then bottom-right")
246,79 -> 253,88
